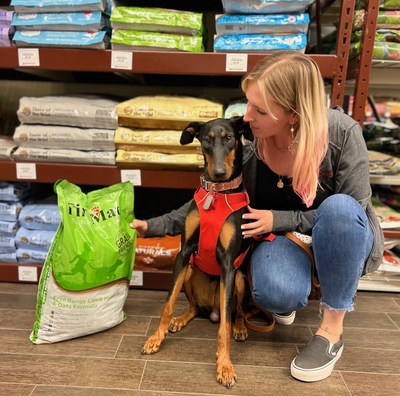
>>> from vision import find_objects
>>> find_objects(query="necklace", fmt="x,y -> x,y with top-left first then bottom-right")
250,141 -> 288,189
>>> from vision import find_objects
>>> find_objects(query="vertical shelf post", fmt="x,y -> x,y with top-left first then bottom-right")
351,0 -> 379,126
330,0 -> 356,108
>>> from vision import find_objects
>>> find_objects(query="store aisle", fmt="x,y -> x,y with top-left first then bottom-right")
0,282 -> 399,395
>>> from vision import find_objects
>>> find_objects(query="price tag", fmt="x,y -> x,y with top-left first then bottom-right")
130,270 -> 143,286
18,48 -> 40,67
18,266 -> 38,282
111,51 -> 133,70
16,163 -> 37,180
120,169 -> 141,185
225,53 -> 248,72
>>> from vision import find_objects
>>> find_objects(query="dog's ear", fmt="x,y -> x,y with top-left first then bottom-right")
180,122 -> 203,145
230,116 -> 253,141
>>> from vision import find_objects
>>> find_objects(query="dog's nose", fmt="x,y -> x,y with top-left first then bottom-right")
214,168 -> 226,179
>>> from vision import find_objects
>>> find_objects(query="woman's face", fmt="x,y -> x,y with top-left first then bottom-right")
243,81 -> 294,139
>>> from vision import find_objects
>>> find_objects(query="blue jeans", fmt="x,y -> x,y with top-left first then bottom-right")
250,194 -> 374,313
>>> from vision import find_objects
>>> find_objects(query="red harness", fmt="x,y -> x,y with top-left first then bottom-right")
190,186 -> 250,275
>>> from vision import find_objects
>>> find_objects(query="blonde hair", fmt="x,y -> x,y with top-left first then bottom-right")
241,51 -> 328,207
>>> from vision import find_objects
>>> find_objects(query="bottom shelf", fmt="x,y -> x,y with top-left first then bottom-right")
358,272 -> 400,292
0,262 -> 172,290
2,262 -> 399,292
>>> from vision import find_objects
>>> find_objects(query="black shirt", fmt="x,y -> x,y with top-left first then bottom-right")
254,159 -> 308,211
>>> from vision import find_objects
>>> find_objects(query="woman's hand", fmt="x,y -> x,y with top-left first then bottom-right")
241,206 -> 273,238
130,219 -> 148,238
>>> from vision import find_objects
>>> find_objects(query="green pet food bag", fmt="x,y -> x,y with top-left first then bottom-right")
30,180 -> 136,344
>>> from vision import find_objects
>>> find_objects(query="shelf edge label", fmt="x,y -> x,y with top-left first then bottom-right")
16,162 -> 37,180
18,48 -> 40,67
130,270 -> 143,286
120,169 -> 141,185
225,53 -> 248,72
18,266 -> 38,282
111,51 -> 133,70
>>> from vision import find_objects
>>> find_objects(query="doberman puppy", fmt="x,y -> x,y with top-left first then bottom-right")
141,116 -> 252,388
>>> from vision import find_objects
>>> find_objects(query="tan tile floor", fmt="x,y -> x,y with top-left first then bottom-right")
0,282 -> 400,395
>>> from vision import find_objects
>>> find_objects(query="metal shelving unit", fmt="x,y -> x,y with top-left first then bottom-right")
0,0 -> 381,285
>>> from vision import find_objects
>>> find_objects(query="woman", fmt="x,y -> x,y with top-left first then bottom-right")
131,51 -> 384,382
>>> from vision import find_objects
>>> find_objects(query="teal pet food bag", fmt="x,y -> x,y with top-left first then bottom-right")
30,180 -> 136,344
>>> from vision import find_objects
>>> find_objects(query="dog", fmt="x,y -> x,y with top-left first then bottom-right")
141,116 -> 254,388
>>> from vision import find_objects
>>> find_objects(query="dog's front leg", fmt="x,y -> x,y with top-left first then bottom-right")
216,266 -> 237,388
233,270 -> 248,341
141,252 -> 189,355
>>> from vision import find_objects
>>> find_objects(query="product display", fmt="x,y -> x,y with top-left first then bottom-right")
117,95 -> 223,129
0,0 -> 396,300
110,7 -> 203,36
110,29 -> 204,52
17,96 -> 118,129
13,146 -> 116,165
214,32 -> 307,53
135,235 -> 181,271
215,13 -> 310,35
12,10 -> 106,31
116,149 -> 203,170
13,124 -> 115,150
114,127 -> 201,154
0,8 -> 14,46
11,0 -> 107,13
13,30 -> 108,49
221,0 -> 314,14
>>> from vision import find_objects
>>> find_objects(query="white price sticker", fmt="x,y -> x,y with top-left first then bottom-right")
120,169 -> 142,185
18,48 -> 40,67
18,266 -> 38,282
130,270 -> 143,286
111,51 -> 133,70
225,53 -> 248,72
16,163 -> 37,180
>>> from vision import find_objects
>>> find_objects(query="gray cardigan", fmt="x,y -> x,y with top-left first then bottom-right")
146,107 -> 384,275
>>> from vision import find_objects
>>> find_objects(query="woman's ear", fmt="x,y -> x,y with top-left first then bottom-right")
290,111 -> 299,125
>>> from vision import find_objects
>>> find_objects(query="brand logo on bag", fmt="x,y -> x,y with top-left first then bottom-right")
67,203 -> 121,223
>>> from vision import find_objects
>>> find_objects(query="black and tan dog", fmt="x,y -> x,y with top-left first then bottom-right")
141,116 -> 253,388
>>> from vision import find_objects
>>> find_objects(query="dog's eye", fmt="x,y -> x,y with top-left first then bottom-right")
225,135 -> 233,142
204,137 -> 212,145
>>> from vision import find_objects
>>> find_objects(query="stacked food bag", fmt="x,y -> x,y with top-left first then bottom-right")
15,198 -> 60,264
12,95 -> 118,165
371,196 -> 400,274
135,235 -> 181,271
115,95 -> 224,169
0,182 -> 38,263
350,0 -> 400,60
10,0 -> 110,49
0,7 -> 14,46
110,6 -> 205,52
213,0 -> 314,53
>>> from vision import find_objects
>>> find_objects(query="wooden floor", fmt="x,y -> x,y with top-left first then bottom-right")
0,282 -> 400,395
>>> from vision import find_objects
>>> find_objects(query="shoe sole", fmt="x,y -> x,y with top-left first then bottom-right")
290,345 -> 344,382
272,312 -> 296,325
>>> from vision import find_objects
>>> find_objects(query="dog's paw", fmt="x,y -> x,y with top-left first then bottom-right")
216,363 -> 237,388
168,317 -> 185,333
233,324 -> 248,342
141,335 -> 163,355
